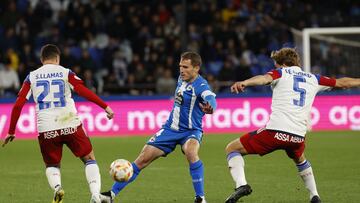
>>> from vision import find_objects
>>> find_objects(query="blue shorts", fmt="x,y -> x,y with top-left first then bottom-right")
146,128 -> 203,155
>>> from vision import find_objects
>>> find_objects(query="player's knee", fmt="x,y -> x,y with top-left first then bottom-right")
225,140 -> 246,155
225,143 -> 231,153
225,142 -> 237,154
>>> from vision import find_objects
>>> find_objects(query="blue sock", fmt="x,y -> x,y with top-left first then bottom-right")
189,160 -> 204,197
111,162 -> 141,195
296,160 -> 311,172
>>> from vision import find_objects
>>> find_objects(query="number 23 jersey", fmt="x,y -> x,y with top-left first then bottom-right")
266,66 -> 336,137
23,64 -> 82,132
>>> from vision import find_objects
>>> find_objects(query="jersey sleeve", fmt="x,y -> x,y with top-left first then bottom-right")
19,75 -> 32,99
196,82 -> 215,98
68,71 -> 108,109
196,82 -> 217,110
8,76 -> 31,134
68,70 -> 85,88
267,69 -> 282,80
315,74 -> 336,87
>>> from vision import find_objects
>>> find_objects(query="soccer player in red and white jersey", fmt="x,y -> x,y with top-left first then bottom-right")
2,44 -> 114,203
224,48 -> 360,203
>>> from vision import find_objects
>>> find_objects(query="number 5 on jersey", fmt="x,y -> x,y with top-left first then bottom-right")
36,79 -> 66,110
293,75 -> 306,107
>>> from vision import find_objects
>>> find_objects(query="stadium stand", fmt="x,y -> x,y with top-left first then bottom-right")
0,0 -> 358,97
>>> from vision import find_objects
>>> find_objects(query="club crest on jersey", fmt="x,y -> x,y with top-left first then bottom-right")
186,85 -> 193,91
36,72 -> 63,79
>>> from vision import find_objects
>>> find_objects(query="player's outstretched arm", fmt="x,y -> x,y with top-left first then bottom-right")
231,74 -> 273,93
335,77 -> 360,89
73,84 -> 114,119
69,72 -> 114,119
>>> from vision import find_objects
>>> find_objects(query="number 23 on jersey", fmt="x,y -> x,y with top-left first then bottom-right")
36,79 -> 66,110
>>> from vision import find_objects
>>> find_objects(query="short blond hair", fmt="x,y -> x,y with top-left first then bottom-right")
271,48 -> 300,67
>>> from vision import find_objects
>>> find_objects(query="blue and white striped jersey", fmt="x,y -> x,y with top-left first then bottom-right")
163,75 -> 216,132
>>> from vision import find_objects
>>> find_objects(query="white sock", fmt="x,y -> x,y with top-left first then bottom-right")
227,152 -> 247,188
297,161 -> 319,198
46,167 -> 61,191
85,160 -> 101,195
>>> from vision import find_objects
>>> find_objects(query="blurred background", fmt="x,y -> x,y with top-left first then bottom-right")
0,0 -> 359,98
0,1 -> 360,202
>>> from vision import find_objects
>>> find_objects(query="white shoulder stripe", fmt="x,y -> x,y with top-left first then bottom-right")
201,90 -> 216,99
26,89 -> 32,100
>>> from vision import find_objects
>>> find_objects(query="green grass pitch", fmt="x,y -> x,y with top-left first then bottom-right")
1,131 -> 359,203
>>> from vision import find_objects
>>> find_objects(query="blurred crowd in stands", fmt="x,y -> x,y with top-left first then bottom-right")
0,0 -> 359,97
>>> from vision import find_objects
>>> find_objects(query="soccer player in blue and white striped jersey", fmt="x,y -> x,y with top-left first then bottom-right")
100,52 -> 217,203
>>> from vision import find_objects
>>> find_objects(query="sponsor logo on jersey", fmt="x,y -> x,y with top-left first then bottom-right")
35,72 -> 63,80
43,126 -> 77,139
274,132 -> 304,143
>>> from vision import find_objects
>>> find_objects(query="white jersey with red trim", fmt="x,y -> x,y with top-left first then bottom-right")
25,64 -> 81,132
266,66 -> 335,137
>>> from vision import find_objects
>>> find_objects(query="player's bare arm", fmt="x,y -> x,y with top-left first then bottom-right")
69,72 -> 114,120
335,77 -> 360,89
231,74 -> 273,93
75,86 -> 114,120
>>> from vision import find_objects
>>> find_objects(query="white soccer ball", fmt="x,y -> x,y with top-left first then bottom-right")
109,159 -> 133,182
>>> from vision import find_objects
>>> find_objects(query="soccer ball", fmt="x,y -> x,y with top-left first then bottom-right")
109,159 -> 133,182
